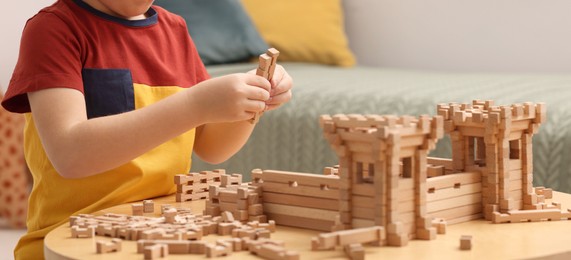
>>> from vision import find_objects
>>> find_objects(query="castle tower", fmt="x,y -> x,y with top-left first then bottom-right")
436,100 -> 546,219
321,114 -> 444,246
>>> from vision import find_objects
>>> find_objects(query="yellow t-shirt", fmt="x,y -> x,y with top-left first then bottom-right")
1,1 -> 210,258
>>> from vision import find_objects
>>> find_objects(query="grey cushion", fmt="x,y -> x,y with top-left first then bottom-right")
154,0 -> 268,65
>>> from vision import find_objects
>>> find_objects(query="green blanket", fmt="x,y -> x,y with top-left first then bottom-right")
191,63 -> 571,193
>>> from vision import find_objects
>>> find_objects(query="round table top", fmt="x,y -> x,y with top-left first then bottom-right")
45,191 -> 571,259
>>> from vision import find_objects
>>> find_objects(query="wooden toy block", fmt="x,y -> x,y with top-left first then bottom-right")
218,222 -> 241,236
143,244 -> 168,259
535,187 -> 553,199
256,54 -> 272,78
143,200 -> 154,213
71,225 -> 95,238
160,204 -> 172,214
431,218 -> 447,234
257,220 -> 276,232
217,238 -> 244,252
416,227 -> 437,240
247,193 -> 260,205
96,238 -> 122,254
95,224 -> 117,237
250,243 -> 299,260
387,233 -> 409,247
311,226 -> 385,251
221,211 -> 235,223
492,209 -> 570,223
132,203 -> 143,216
344,243 -> 365,260
221,174 -> 243,187
206,243 -> 232,258
248,215 -> 268,223
248,204 -> 264,216
460,235 -> 472,250
176,192 -> 209,202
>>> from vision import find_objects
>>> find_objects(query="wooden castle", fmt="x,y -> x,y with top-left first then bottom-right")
312,100 -> 569,246
173,100 -> 570,248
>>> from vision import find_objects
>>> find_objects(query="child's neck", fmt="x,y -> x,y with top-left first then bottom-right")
82,0 -> 148,21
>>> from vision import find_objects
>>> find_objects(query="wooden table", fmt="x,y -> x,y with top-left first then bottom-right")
45,192 -> 571,260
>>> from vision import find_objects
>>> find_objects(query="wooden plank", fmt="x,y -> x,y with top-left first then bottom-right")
262,170 -> 340,188
427,183 -> 482,202
509,179 -> 523,191
266,213 -> 333,231
447,213 -> 483,225
427,157 -> 453,170
427,203 -> 483,220
263,203 -> 338,221
508,130 -> 524,141
426,172 -> 481,190
400,212 -> 416,225
509,189 -> 523,202
352,152 -> 376,165
404,222 -> 416,236
398,200 -> 415,214
336,226 -> 385,246
352,195 -> 376,209
347,142 -> 375,154
400,135 -> 425,148
398,189 -> 414,203
400,147 -> 416,158
509,169 -> 523,181
262,182 -> 339,200
352,218 -> 376,228
262,192 -> 339,211
509,160 -> 522,171
352,206 -> 375,220
427,193 -> 482,213
510,119 -> 532,131
460,126 -> 486,137
427,165 -> 445,177
352,184 -> 375,197
338,131 -> 377,143
399,178 -> 414,190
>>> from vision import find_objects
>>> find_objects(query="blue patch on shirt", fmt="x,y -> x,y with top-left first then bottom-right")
82,68 -> 135,119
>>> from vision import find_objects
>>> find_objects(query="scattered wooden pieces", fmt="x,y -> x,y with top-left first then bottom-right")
96,238 -> 122,254
460,235 -> 472,250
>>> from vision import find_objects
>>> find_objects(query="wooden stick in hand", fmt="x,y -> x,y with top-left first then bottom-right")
250,48 -> 280,124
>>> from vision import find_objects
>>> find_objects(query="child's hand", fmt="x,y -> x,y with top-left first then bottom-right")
263,65 -> 293,111
187,73 -> 271,124
266,65 -> 293,110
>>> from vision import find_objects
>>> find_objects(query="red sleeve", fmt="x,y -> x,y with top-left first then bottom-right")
1,12 -> 83,113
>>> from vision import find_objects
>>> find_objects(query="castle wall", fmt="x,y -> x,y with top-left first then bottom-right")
426,172 -> 483,224
251,170 -> 340,231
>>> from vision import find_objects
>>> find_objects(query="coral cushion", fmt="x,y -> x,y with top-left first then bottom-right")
0,92 -> 29,228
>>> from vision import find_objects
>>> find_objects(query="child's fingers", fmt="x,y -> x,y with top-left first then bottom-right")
266,90 -> 292,106
246,87 -> 271,102
270,65 -> 286,87
244,100 -> 267,113
244,74 -> 271,92
270,73 -> 292,97
265,103 -> 282,111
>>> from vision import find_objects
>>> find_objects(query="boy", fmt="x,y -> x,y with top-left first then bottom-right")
1,0 -> 293,258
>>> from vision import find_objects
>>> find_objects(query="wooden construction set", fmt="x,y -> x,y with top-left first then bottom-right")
68,100 -> 571,259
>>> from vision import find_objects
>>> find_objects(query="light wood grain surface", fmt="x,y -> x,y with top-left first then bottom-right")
45,192 -> 571,260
